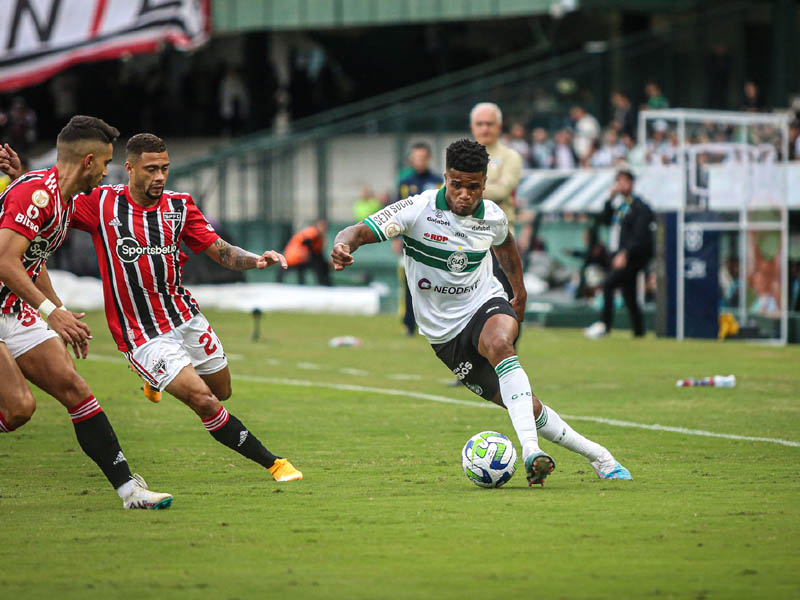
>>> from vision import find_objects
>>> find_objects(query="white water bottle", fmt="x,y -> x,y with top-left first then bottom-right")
712,374 -> 736,388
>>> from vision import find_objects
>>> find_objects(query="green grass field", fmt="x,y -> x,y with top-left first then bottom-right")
2,310 -> 799,599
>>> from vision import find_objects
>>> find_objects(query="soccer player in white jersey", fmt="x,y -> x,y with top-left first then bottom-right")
332,139 -> 632,485
0,117 -> 172,509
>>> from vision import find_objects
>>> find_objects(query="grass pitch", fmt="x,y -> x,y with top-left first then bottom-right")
2,310 -> 799,599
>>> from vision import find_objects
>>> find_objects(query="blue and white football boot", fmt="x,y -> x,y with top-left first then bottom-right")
590,458 -> 633,480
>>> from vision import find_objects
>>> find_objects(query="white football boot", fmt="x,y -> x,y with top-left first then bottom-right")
122,474 -> 173,510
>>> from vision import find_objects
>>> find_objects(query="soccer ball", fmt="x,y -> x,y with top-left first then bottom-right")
461,431 -> 517,488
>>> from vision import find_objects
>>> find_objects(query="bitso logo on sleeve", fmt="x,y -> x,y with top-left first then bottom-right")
31,190 -> 50,208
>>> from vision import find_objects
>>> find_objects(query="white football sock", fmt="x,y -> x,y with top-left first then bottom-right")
495,356 -> 541,459
116,478 -> 136,499
536,404 -> 611,464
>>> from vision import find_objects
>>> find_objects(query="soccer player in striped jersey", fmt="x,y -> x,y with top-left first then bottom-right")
66,133 -> 301,483
332,139 -> 632,485
0,117 -> 172,509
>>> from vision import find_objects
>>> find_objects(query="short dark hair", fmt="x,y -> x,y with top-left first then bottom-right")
445,139 -> 489,174
57,115 -> 119,145
126,133 -> 167,159
617,169 -> 635,182
56,116 -> 119,163
410,142 -> 431,154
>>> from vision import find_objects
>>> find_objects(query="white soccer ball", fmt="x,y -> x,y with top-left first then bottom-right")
461,431 -> 517,488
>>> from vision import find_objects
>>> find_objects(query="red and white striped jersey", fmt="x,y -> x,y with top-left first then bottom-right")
71,185 -> 219,351
0,165 -> 71,314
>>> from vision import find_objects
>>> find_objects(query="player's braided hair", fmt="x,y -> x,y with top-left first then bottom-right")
126,133 -> 167,158
445,138 -> 490,174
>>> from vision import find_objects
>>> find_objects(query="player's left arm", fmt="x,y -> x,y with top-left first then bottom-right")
493,232 -> 527,322
204,237 -> 288,271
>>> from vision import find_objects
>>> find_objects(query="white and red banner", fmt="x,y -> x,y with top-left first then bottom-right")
0,0 -> 210,92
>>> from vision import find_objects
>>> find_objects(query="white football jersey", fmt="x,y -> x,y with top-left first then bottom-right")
363,187 -> 508,344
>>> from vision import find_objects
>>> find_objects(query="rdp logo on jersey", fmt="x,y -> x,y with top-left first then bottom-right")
115,237 -> 177,263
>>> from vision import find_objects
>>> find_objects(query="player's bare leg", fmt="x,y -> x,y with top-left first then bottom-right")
166,365 -> 301,481
478,313 -> 554,486
0,342 -> 36,432
200,366 -> 232,401
15,339 -> 173,507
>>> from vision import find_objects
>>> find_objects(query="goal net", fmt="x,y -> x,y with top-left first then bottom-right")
638,109 -> 789,344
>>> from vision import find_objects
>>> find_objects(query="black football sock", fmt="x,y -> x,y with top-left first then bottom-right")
69,396 -> 132,489
202,406 -> 278,468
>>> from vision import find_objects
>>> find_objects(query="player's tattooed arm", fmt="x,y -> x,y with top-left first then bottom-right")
331,222 -> 378,271
493,232 -> 527,321
205,238 -> 287,271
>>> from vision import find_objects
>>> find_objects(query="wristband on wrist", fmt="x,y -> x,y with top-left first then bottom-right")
37,299 -> 57,318
57,305 -> 68,312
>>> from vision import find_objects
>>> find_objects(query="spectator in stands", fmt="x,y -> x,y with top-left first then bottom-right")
589,129 -> 627,168
5,97 -> 36,154
646,120 -> 674,164
553,129 -> 578,169
563,227 -> 609,299
585,170 -> 654,339
644,82 -> 669,109
353,186 -> 382,221
611,92 -> 636,138
505,123 -> 532,166
741,81 -> 765,112
396,142 -> 443,335
219,66 -> 250,136
469,101 -> 523,298
789,120 -> 800,161
530,127 -> 554,168
570,105 -> 601,163
277,219 -> 331,286
398,142 -> 442,198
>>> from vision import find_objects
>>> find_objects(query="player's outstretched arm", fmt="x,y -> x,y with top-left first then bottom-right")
331,222 -> 377,271
492,232 -> 527,322
204,238 -> 288,271
0,143 -> 23,181
0,230 -> 91,349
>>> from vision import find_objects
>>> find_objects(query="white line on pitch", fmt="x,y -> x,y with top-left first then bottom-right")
83,355 -> 799,448
234,374 -> 800,448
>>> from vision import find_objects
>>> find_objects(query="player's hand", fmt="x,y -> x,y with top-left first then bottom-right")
612,251 -> 627,270
47,308 -> 92,352
510,290 -> 527,322
256,250 -> 287,270
0,143 -> 22,180
331,243 -> 353,270
65,310 -> 90,359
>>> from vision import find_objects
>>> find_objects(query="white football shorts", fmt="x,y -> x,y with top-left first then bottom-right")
0,306 -> 60,358
125,312 -> 228,391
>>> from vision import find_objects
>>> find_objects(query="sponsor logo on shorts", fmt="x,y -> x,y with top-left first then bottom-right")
417,278 -> 432,290
452,361 -> 472,381
116,237 -> 177,263
446,251 -> 468,273
423,232 -> 448,244
464,382 -> 483,396
485,305 -> 500,314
